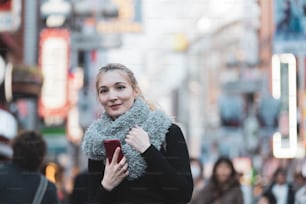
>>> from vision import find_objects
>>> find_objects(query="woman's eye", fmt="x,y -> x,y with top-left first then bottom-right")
117,86 -> 125,90
99,89 -> 108,94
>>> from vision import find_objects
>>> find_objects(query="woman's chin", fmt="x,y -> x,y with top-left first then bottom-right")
108,112 -> 122,120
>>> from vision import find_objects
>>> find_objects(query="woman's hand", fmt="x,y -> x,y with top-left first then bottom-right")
101,147 -> 129,191
125,125 -> 151,153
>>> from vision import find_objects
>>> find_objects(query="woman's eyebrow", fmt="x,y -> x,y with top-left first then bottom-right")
98,82 -> 127,89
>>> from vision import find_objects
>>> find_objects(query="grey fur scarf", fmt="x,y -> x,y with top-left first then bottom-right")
81,98 -> 172,180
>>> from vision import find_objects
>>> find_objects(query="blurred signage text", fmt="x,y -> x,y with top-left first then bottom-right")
39,28 -> 70,125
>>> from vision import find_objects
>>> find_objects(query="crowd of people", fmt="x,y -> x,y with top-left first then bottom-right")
0,63 -> 306,204
188,157 -> 306,204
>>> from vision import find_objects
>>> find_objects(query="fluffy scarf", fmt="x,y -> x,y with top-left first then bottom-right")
81,98 -> 172,180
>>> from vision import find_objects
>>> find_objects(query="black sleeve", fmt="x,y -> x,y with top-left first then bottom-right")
141,123 -> 194,203
70,171 -> 90,204
42,182 -> 59,204
88,159 -> 117,203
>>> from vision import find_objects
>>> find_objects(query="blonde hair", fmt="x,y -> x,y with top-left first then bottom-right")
96,63 -> 156,110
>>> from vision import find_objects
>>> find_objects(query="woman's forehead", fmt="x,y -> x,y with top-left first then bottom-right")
98,70 -> 130,84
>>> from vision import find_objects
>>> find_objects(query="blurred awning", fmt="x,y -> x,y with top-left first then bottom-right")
12,65 -> 43,99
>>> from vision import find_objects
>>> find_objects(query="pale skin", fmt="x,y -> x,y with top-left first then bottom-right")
97,70 -> 151,191
216,162 -> 232,184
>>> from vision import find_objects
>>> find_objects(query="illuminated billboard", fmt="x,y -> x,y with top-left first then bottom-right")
272,54 -> 298,158
38,28 -> 70,125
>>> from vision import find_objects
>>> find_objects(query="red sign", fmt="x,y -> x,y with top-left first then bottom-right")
38,28 -> 70,122
0,0 -> 12,11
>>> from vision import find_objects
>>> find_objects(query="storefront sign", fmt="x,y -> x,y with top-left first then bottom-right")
0,0 -> 21,32
38,28 -> 70,124
96,0 -> 142,33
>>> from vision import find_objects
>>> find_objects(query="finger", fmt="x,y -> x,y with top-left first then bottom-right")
121,163 -> 128,172
130,126 -> 140,132
134,125 -> 143,131
105,157 -> 110,166
111,147 -> 121,164
125,136 -> 132,144
119,156 -> 126,165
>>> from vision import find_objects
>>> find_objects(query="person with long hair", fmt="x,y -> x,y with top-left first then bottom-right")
195,156 -> 243,204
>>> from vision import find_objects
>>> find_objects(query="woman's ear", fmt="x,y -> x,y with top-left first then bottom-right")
134,86 -> 141,97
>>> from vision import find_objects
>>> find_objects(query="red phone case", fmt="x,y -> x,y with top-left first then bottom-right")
103,139 -> 124,163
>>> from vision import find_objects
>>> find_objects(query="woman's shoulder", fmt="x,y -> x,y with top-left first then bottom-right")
165,123 -> 186,145
165,123 -> 185,138
167,123 -> 182,132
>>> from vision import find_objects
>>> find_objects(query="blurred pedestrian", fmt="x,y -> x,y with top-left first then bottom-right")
195,156 -> 243,204
293,170 -> 305,192
0,130 -> 59,203
81,63 -> 193,203
0,108 -> 17,161
256,190 -> 277,204
266,167 -> 295,204
295,172 -> 306,204
55,163 -> 69,203
70,170 -> 89,204
189,157 -> 205,204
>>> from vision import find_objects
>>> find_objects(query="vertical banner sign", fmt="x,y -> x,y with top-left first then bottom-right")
272,54 -> 297,158
38,28 -> 70,125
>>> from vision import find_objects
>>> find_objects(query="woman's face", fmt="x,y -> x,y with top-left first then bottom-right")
215,162 -> 232,183
275,172 -> 286,184
97,70 -> 139,120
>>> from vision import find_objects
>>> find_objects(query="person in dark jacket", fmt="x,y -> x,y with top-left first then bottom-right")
0,130 -> 59,204
81,63 -> 193,204
189,157 -> 205,204
70,170 -> 90,204
266,167 -> 295,204
195,156 -> 243,204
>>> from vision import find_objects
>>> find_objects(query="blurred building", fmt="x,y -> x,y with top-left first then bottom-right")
180,0 -> 261,158
0,0 -> 43,134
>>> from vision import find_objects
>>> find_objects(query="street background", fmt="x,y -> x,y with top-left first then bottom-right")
1,0 -> 306,203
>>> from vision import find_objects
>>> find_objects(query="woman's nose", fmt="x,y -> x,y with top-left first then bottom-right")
108,90 -> 118,100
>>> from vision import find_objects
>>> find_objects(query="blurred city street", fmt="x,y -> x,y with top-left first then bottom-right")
1,0 -> 306,203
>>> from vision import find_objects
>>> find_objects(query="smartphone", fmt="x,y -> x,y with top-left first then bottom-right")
103,139 -> 124,163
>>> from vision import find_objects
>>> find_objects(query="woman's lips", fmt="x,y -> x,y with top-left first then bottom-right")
110,104 -> 121,110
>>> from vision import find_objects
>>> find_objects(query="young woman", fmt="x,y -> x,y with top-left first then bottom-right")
195,156 -> 243,204
82,63 -> 193,204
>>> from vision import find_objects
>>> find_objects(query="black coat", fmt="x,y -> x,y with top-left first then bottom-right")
267,182 -> 295,204
0,162 -> 59,204
87,124 -> 193,204
70,170 -> 90,204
